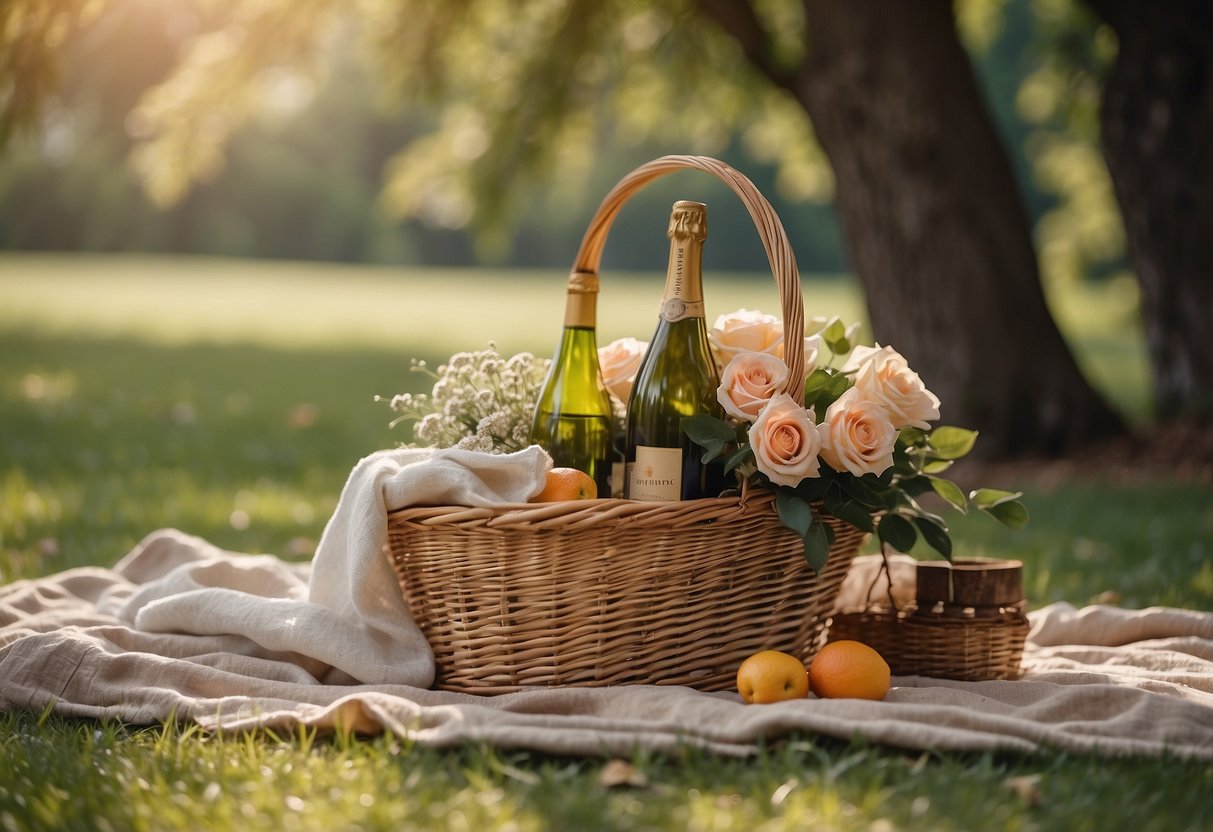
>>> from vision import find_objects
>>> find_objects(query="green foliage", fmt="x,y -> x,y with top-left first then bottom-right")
0,0 -> 1131,290
802,368 -> 852,420
688,404 -> 1026,571
0,1 -> 98,144
683,412 -> 741,464
1013,0 -> 1126,286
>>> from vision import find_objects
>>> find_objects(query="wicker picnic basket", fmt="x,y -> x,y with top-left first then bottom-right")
385,155 -> 870,694
829,557 -> 1030,681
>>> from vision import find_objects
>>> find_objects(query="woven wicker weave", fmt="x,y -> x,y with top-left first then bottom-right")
829,606 -> 1029,681
829,557 -> 1029,681
385,155 -> 867,694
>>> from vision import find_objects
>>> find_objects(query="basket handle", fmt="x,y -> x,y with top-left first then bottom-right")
571,154 -> 806,401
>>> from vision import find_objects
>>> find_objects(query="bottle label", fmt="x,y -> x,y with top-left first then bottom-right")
660,297 -> 705,322
628,446 -> 682,501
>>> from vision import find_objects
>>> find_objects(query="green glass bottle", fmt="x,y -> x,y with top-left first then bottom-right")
625,200 -> 725,501
530,272 -> 614,497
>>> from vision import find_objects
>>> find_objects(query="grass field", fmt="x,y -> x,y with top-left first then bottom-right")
1,254 -> 1211,831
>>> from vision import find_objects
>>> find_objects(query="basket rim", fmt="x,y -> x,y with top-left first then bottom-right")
387,488 -> 807,531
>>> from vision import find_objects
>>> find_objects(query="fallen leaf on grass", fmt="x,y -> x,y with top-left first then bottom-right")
599,759 -> 648,789
1003,774 -> 1043,807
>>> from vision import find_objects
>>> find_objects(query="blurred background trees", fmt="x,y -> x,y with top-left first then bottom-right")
2,0 -> 1209,455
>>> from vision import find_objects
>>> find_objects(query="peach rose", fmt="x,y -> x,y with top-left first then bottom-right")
709,309 -> 785,369
710,308 -> 823,377
802,334 -> 822,375
819,388 -> 897,477
717,351 -> 790,422
842,344 -> 940,429
598,337 -> 647,403
748,393 -> 823,486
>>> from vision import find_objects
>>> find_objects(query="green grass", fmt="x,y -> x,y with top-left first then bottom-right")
2,254 -> 1211,831
3,712 -> 1212,832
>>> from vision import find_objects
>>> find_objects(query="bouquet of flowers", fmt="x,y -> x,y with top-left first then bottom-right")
384,311 -> 1027,572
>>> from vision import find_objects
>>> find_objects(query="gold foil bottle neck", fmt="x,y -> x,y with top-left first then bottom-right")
566,272 -> 600,294
667,200 -> 707,241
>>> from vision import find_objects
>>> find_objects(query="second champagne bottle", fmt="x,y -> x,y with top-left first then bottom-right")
625,200 -> 726,501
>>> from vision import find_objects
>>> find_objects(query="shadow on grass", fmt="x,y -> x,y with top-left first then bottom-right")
0,329 -> 442,576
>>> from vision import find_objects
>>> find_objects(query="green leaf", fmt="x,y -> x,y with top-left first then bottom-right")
794,475 -> 831,502
927,426 -> 979,460
880,487 -> 909,512
804,519 -> 834,574
901,491 -> 948,528
899,427 -> 929,447
805,369 -> 853,417
929,477 -> 968,512
922,458 -> 955,474
984,499 -> 1030,530
802,368 -> 833,404
832,336 -> 851,354
891,441 -> 916,476
722,444 -> 753,474
682,413 -> 736,445
822,318 -> 846,346
776,490 -> 813,538
876,513 -> 918,552
969,488 -> 1024,509
914,517 -> 953,561
899,475 -> 933,497
823,498 -> 875,533
837,473 -> 888,509
682,414 -> 736,463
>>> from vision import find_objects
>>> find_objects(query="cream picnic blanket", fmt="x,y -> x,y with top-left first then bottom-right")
2,447 -> 1212,760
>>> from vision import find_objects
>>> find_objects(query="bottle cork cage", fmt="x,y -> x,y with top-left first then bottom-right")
384,156 -> 860,694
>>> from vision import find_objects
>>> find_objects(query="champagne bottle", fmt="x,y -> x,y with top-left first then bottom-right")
625,201 -> 725,501
530,272 -> 614,496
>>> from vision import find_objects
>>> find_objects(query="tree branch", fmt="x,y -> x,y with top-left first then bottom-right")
692,0 -> 797,91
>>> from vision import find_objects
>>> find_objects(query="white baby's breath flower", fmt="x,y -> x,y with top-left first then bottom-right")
511,422 -> 532,444
384,343 -> 551,453
456,433 -> 494,452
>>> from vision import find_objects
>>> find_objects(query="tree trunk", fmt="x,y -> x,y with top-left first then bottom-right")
1087,0 -> 1213,422
705,0 -> 1124,457
794,0 -> 1125,457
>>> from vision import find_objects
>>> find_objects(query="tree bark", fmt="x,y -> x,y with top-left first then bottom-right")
798,0 -> 1127,456
1087,0 -> 1213,422
702,0 -> 1125,457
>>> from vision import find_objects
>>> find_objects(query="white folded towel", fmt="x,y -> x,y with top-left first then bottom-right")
105,446 -> 551,688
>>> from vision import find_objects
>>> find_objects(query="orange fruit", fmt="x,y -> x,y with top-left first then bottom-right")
808,640 -> 890,701
531,467 -> 597,502
736,650 -> 809,704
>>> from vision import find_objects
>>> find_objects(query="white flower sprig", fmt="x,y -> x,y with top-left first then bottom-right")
380,343 -> 550,454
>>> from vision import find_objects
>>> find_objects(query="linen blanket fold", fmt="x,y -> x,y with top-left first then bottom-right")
2,447 -> 1211,759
